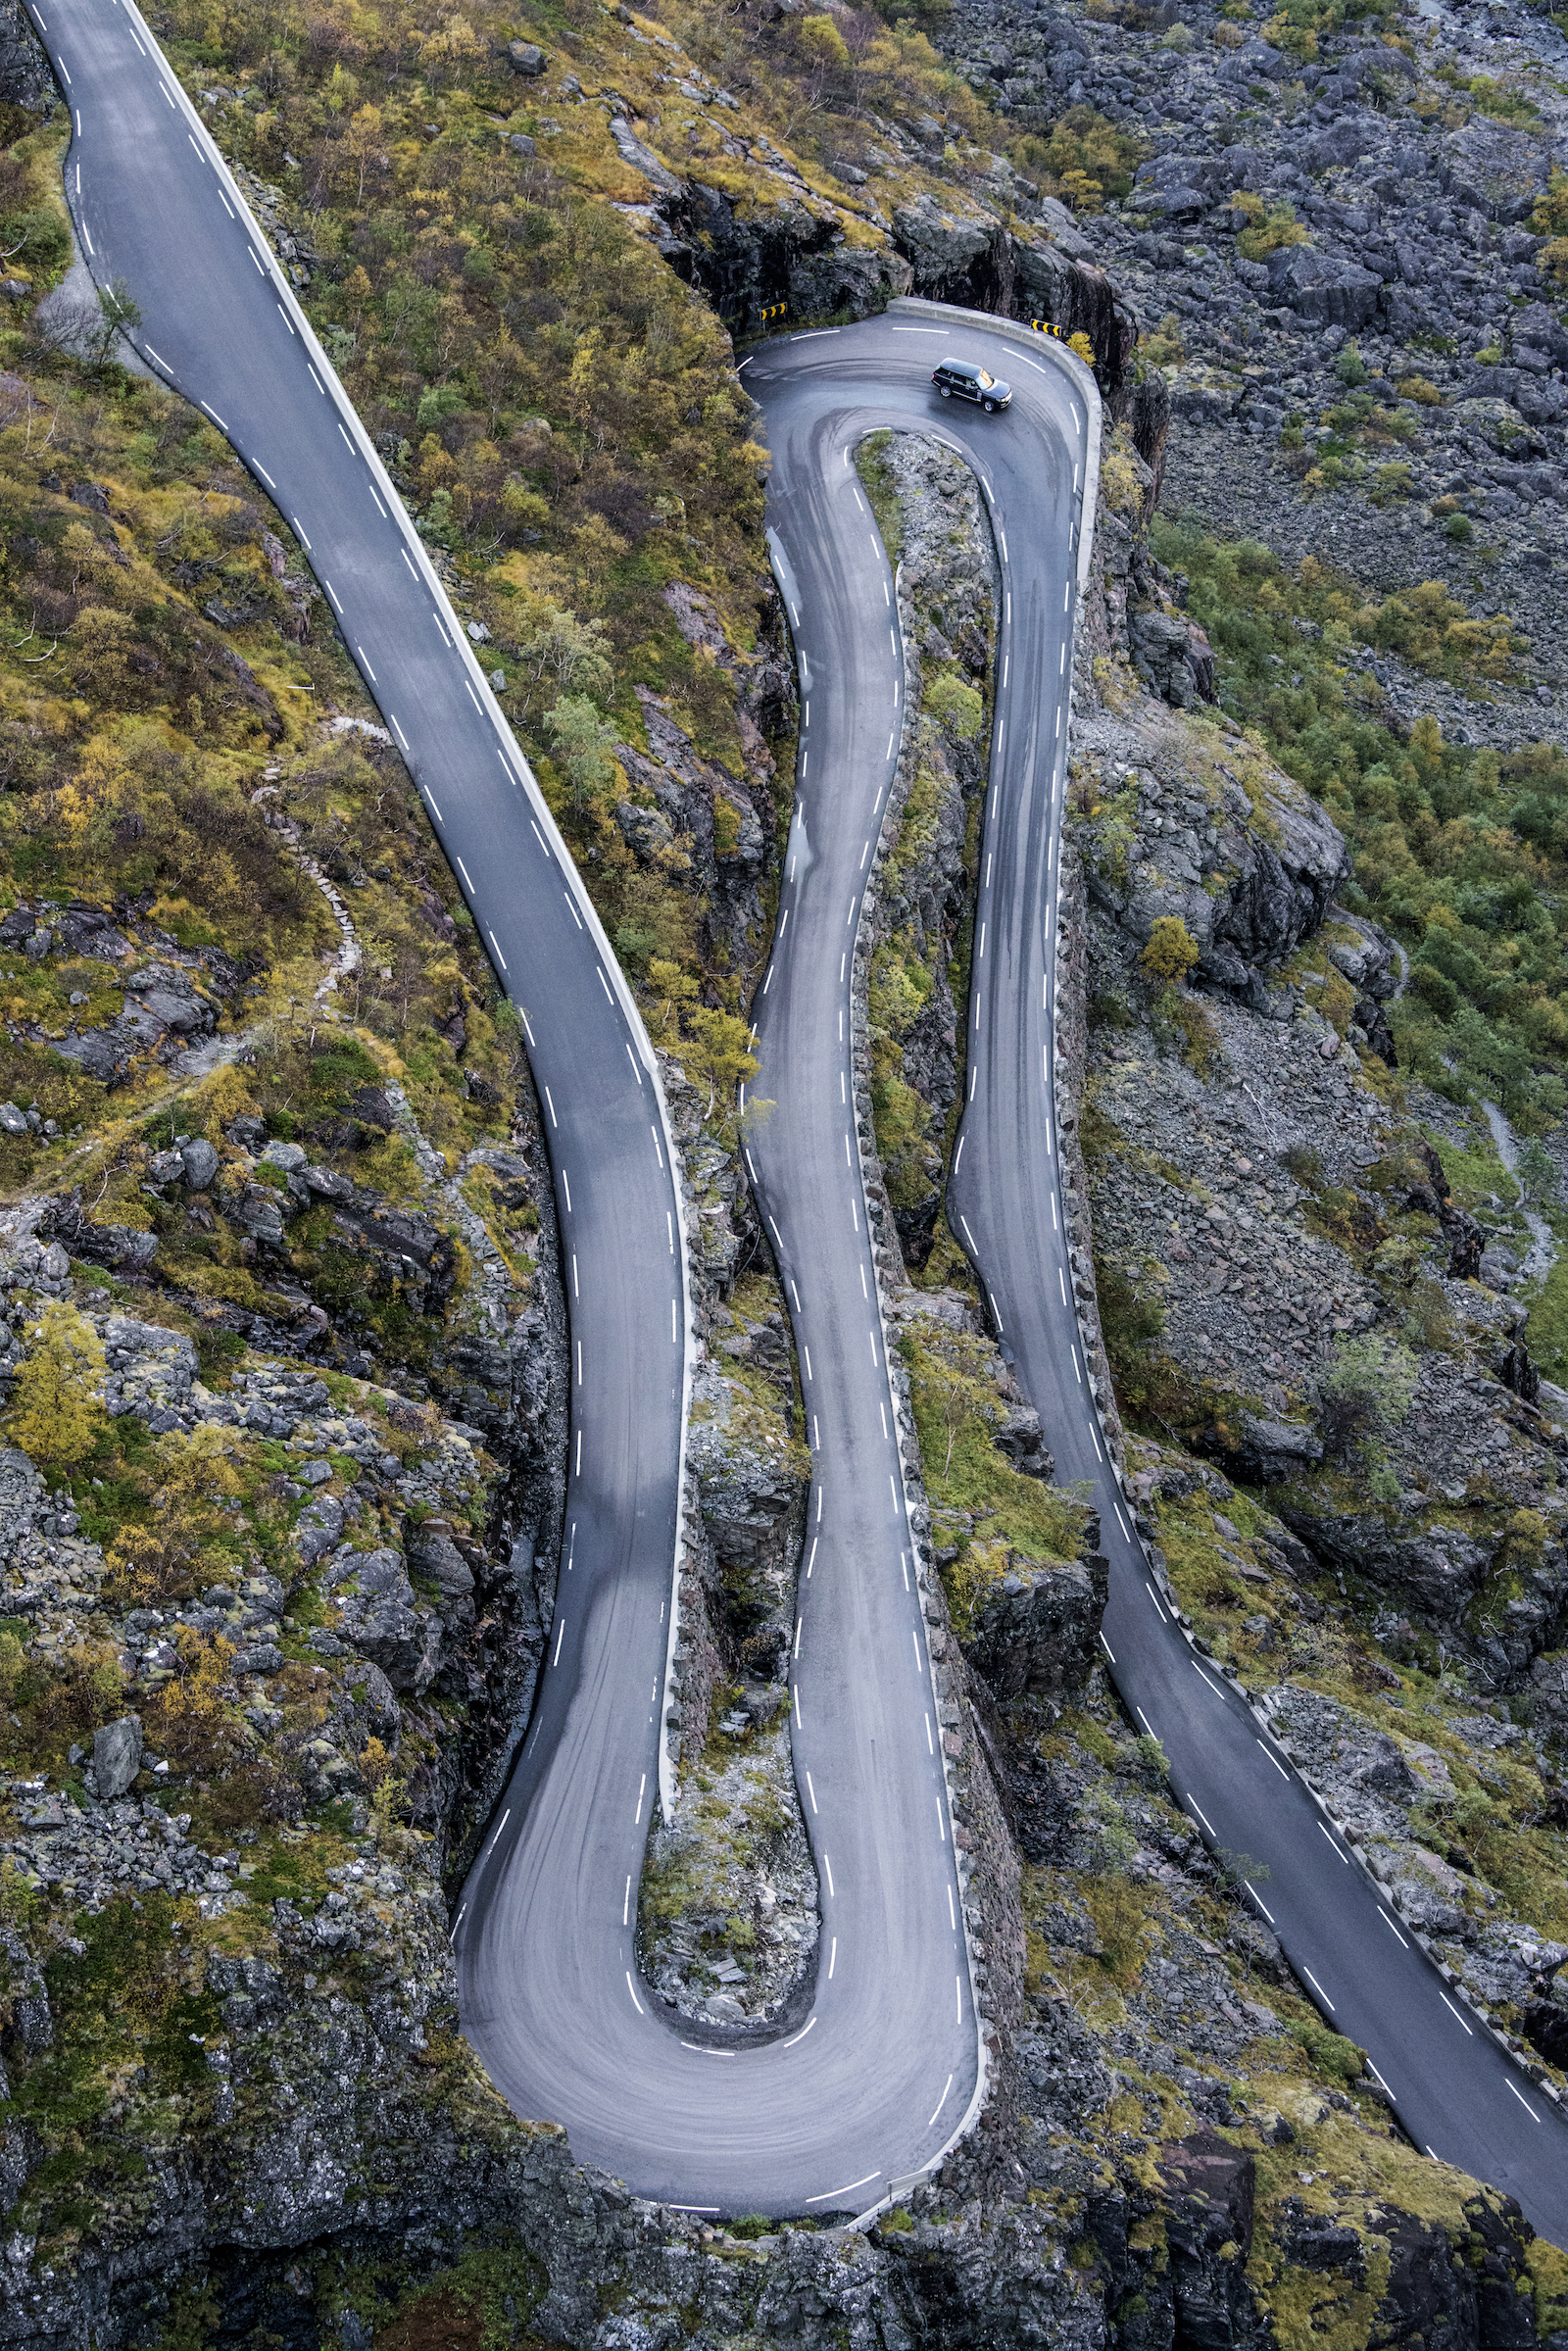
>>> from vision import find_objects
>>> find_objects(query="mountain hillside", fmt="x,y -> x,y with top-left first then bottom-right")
0,0 -> 1567,2339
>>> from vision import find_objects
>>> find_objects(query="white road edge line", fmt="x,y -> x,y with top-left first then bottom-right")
806,2171 -> 881,2206
1302,1967 -> 1336,2014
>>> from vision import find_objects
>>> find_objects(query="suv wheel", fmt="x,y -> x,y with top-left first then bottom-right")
982,397 -> 997,414
938,384 -> 951,397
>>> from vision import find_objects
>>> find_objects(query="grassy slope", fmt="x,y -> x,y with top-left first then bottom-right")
1154,500 -> 1568,1142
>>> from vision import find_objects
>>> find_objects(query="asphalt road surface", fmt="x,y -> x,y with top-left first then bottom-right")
758,307 -> 1568,2245
34,0 -> 1568,2226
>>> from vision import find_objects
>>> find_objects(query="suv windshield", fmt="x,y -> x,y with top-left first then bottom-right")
976,368 -> 996,388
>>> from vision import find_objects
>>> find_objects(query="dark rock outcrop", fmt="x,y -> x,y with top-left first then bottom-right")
1206,1411 -> 1325,1485
327,1547 -> 445,1694
1522,1995 -> 1568,2069
1084,736 -> 1349,1011
653,177 -> 911,335
1407,1142 -> 1486,1284
1497,1339 -> 1541,1407
1436,116 -> 1552,223
1129,608 -> 1217,710
1160,2130 -> 1259,2350
1265,244 -> 1385,331
1278,1498 -> 1568,1686
890,193 -> 1137,394
965,1551 -> 1107,1707
37,1200 -> 158,1274
0,0 -> 54,110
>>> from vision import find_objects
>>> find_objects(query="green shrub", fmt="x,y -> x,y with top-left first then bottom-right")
0,205 -> 71,276
1295,2019 -> 1365,2082
1369,463 -> 1413,506
1236,199 -> 1311,261
1010,106 -> 1143,212
924,672 -> 984,740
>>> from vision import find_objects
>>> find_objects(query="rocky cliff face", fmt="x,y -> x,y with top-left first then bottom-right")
1054,322 -> 1568,2250
1074,408 -> 1568,1693
1,465 -> 1563,2351
599,29 -> 1149,395
1077,447 -> 1356,1006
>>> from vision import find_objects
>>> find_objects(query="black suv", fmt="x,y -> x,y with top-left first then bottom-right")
932,358 -> 1011,413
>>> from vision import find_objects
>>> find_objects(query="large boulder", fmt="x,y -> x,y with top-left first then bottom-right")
1032,194 -> 1098,261
1135,178 -> 1210,223
329,1548 -> 444,1694
1266,245 -> 1383,330
1209,1413 -> 1325,1485
1323,911 -> 1397,1002
1436,117 -> 1552,222
1165,363 -> 1242,424
1514,302 -> 1568,369
1008,235 -> 1133,383
408,1521 -> 474,1601
891,193 -> 995,294
994,1400 -> 1053,1479
1129,610 -> 1216,711
1279,1507 -> 1492,1624
293,1493 -> 345,1569
1301,113 -> 1380,175
1133,152 -> 1238,218
1515,377 -> 1568,427
963,1552 -> 1107,1706
1453,396 -> 1544,457
1215,38 -> 1294,84
180,1138 -> 219,1191
1524,1996 -> 1568,2070
408,1521 -> 476,1640
93,1715 -> 143,1798
1263,1685 -> 1439,1839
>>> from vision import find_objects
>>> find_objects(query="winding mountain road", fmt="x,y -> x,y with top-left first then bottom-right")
30,0 -> 980,2218
30,0 -> 1568,2229
757,307 -> 1568,2243
31,0 -> 696,2197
